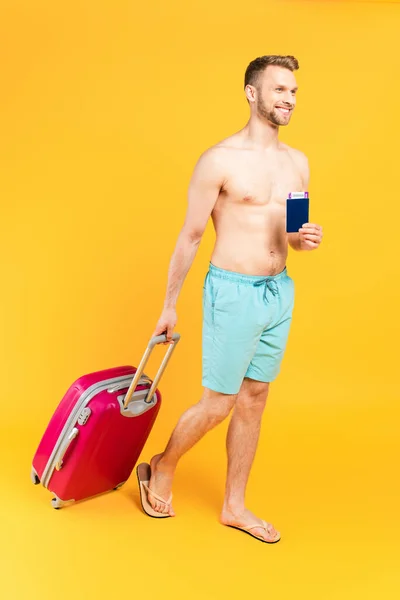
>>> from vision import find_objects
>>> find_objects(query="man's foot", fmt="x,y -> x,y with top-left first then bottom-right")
147,453 -> 175,517
220,507 -> 280,543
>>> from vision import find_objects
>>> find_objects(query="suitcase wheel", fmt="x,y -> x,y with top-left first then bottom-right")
113,481 -> 126,491
30,467 -> 40,485
51,496 -> 75,509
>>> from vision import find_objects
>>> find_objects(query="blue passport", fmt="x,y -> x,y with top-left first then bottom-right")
286,192 -> 309,233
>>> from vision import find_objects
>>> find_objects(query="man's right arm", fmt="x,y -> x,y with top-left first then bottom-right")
152,148 -> 225,340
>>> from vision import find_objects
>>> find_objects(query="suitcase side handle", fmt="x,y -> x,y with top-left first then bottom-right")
55,427 -> 79,471
123,333 -> 181,409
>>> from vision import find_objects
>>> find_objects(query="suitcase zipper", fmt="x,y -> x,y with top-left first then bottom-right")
106,374 -> 151,394
41,374 -> 150,489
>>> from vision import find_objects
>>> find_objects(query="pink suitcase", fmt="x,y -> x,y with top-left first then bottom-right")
31,333 -> 180,509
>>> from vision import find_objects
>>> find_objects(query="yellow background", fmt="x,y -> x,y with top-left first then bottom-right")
1,0 -> 399,598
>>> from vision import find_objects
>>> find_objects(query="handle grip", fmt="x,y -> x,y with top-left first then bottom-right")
148,333 -> 180,350
123,333 -> 181,408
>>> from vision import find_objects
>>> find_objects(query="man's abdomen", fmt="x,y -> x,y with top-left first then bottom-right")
211,235 -> 288,277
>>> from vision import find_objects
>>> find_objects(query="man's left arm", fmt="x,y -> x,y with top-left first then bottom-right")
287,153 -> 323,252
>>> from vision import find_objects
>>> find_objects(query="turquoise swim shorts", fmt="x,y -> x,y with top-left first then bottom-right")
202,263 -> 295,395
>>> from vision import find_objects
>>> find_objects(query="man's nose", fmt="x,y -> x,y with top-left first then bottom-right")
283,92 -> 293,105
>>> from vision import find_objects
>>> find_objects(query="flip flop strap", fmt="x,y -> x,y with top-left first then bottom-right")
142,483 -> 172,506
244,521 -> 272,533
245,524 -> 267,532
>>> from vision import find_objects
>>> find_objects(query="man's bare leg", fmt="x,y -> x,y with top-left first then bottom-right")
220,378 -> 280,541
147,387 -> 236,516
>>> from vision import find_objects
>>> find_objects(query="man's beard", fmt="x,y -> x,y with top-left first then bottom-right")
257,97 -> 291,126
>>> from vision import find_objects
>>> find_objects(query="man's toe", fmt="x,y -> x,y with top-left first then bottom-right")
267,529 -> 280,542
267,524 -> 279,540
258,528 -> 270,541
254,523 -> 278,541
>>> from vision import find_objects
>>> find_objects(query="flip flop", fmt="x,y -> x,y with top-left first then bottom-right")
226,520 -> 281,544
136,462 -> 173,519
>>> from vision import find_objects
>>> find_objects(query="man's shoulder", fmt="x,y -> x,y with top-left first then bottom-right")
202,135 -> 241,156
196,137 -> 239,170
282,143 -> 309,167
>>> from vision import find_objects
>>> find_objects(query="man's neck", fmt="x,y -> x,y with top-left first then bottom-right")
242,115 -> 280,150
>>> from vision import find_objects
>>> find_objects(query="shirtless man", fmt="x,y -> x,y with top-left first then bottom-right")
137,55 -> 323,543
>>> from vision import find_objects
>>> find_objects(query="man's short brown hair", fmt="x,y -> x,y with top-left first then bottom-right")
244,55 -> 299,89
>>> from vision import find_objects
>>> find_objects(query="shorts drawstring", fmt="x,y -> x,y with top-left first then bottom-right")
207,263 -> 287,304
254,278 -> 279,303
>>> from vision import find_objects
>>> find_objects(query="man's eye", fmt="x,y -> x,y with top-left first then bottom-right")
276,88 -> 283,92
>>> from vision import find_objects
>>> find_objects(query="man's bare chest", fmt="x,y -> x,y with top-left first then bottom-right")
221,158 -> 303,206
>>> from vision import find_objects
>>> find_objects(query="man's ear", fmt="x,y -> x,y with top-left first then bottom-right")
245,84 -> 257,104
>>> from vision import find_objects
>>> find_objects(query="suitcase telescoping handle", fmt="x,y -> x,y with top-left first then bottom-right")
123,333 -> 181,409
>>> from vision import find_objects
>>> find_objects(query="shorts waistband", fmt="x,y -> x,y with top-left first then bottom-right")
208,263 -> 288,285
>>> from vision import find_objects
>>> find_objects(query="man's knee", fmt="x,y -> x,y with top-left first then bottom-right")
200,387 -> 236,423
236,378 -> 269,414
